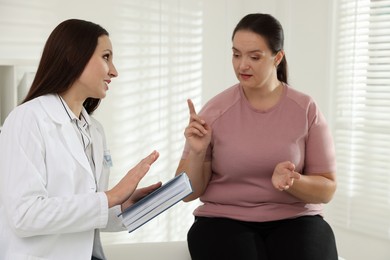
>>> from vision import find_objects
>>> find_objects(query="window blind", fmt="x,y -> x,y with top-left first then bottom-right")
99,0 -> 203,244
328,0 -> 390,239
0,0 -> 203,245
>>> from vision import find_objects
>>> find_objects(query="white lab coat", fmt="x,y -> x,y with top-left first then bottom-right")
0,94 -> 125,260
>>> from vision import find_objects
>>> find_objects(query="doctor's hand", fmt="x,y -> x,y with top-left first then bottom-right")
120,182 -> 162,212
105,150 -> 159,208
185,99 -> 212,154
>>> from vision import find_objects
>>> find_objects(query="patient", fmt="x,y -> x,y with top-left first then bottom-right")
176,13 -> 339,260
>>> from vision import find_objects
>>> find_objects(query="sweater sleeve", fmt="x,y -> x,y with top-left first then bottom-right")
304,101 -> 336,174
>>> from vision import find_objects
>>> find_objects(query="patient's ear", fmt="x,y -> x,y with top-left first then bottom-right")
274,50 -> 285,66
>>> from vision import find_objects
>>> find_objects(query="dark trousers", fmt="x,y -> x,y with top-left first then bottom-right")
187,215 -> 338,260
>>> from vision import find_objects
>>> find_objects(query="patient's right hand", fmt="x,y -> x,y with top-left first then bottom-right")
184,99 -> 212,154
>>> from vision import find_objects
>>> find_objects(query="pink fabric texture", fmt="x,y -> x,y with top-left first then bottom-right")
182,83 -> 336,222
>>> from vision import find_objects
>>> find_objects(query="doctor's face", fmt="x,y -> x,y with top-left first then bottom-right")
75,35 -> 118,100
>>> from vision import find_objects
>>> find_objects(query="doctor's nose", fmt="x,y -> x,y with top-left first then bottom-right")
109,63 -> 118,78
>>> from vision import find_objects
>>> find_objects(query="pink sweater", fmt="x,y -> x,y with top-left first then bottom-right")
182,84 -> 336,222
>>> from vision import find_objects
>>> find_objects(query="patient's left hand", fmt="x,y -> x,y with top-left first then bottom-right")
272,161 -> 301,191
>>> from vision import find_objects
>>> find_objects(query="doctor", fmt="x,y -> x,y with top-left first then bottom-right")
0,19 -> 161,260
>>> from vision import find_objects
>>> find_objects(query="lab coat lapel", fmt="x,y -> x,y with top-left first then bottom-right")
60,122 -> 94,175
38,94 -> 94,176
90,124 -> 104,182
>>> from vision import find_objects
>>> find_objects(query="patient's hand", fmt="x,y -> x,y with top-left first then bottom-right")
272,161 -> 301,191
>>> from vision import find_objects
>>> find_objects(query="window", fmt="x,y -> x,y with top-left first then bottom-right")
328,0 -> 390,239
99,0 -> 203,244
0,0 -> 203,245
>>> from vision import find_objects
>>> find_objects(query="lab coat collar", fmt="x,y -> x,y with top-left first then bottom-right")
57,95 -> 93,127
37,94 -> 103,184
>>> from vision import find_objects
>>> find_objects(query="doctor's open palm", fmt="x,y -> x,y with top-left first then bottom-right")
105,150 -> 160,209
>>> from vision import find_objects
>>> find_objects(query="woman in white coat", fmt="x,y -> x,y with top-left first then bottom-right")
0,19 -> 161,260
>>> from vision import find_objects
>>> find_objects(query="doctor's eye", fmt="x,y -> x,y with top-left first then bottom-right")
103,54 -> 110,61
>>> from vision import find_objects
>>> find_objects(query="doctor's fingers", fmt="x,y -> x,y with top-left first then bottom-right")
141,150 -> 160,165
139,150 -> 159,168
128,151 -> 160,179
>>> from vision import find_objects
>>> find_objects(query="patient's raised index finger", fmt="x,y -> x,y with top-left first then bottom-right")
187,99 -> 197,115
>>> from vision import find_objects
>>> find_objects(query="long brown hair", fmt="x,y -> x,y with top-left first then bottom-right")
23,19 -> 109,114
232,13 -> 288,84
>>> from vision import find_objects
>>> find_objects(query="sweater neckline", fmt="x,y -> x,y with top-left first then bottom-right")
238,83 -> 287,113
